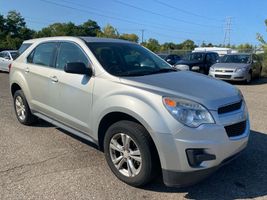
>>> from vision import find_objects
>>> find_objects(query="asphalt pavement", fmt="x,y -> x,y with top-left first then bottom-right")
1,72 -> 267,200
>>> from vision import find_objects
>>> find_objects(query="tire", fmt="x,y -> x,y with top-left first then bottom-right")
104,120 -> 158,187
245,71 -> 252,84
13,90 -> 37,125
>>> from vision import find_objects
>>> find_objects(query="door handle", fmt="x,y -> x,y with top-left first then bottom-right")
25,67 -> 30,73
50,76 -> 58,83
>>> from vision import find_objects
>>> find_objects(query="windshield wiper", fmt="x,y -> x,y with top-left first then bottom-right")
150,68 -> 177,74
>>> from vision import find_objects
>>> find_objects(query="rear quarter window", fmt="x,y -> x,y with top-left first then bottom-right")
27,42 -> 57,67
18,43 -> 32,55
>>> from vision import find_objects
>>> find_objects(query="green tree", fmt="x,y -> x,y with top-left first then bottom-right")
236,43 -> 253,52
78,20 -> 101,36
141,38 -> 160,52
0,11 -> 35,50
180,39 -> 196,50
35,22 -> 78,37
119,33 -> 139,43
257,19 -> 267,75
98,24 -> 119,38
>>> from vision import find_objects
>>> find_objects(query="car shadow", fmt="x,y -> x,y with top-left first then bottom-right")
31,118 -> 55,128
143,130 -> 267,199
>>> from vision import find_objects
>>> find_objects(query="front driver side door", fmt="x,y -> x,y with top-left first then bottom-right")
48,41 -> 94,134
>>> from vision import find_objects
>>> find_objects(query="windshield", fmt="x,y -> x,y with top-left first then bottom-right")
10,52 -> 18,59
158,54 -> 167,59
18,43 -> 32,55
183,53 -> 205,62
87,42 -> 174,76
220,54 -> 250,63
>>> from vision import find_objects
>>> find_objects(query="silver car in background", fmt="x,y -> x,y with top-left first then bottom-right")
0,50 -> 18,72
209,53 -> 262,83
10,36 -> 250,188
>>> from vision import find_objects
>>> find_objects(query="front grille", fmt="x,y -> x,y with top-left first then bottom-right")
224,121 -> 246,137
215,74 -> 231,79
215,70 -> 234,73
218,100 -> 242,114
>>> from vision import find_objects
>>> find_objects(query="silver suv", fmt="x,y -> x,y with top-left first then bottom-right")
10,36 -> 250,187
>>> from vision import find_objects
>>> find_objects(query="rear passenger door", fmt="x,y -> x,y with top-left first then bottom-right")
26,42 -> 58,116
49,41 -> 94,134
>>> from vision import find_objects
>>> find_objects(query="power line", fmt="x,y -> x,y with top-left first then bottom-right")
112,0 -> 222,28
223,17 -> 232,46
153,0 -> 223,22
58,0 -> 214,35
38,0 -> 211,39
141,29 -> 144,43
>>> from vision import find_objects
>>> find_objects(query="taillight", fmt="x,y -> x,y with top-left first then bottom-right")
8,63 -> 12,72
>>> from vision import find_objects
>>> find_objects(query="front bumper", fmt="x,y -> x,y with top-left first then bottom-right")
154,102 -> 250,187
209,70 -> 248,81
162,149 -> 244,187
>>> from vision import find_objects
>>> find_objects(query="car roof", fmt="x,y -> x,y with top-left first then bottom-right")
225,53 -> 251,56
79,36 -> 134,44
22,36 -> 134,44
191,51 -> 218,54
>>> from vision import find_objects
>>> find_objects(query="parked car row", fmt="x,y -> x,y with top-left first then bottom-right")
158,51 -> 262,84
209,53 -> 262,83
9,36 -> 250,188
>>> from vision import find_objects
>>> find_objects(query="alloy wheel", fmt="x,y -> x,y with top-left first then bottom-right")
109,133 -> 142,177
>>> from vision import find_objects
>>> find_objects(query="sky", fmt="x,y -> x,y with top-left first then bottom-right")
1,0 -> 267,46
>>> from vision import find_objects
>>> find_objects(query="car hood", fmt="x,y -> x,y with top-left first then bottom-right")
120,71 -> 240,110
175,60 -> 202,66
212,63 -> 250,69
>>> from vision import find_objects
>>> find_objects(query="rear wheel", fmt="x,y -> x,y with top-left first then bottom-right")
13,90 -> 37,125
104,120 -> 158,187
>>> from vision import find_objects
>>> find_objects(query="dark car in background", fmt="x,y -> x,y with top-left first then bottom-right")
157,53 -> 181,65
174,52 -> 219,74
209,53 -> 262,84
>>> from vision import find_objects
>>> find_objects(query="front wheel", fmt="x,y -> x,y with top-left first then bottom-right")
245,72 -> 252,84
104,120 -> 158,187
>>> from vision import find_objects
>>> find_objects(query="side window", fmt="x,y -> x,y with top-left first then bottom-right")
56,42 -> 88,70
27,42 -> 57,67
206,54 -> 212,63
3,52 -> 10,60
0,52 -> 4,58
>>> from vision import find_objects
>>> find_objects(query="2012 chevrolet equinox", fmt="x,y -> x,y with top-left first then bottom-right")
9,36 -> 250,187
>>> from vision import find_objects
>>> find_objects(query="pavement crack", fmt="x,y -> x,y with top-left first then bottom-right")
0,152 -> 69,175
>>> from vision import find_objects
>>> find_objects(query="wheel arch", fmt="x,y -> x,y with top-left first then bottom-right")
97,111 -> 162,170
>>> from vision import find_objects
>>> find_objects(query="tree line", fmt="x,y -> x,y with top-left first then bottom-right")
0,10 -> 259,53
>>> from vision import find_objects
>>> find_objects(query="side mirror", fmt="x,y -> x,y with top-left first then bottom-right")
4,56 -> 10,60
166,58 -> 172,62
216,59 -> 219,63
64,62 -> 92,76
252,60 -> 257,64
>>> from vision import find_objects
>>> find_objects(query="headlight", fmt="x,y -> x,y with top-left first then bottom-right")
174,65 -> 189,71
163,97 -> 215,128
235,67 -> 247,73
209,67 -> 215,72
192,66 -> 200,71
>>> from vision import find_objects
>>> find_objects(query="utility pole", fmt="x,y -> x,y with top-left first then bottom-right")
141,29 -> 144,43
223,17 -> 232,46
